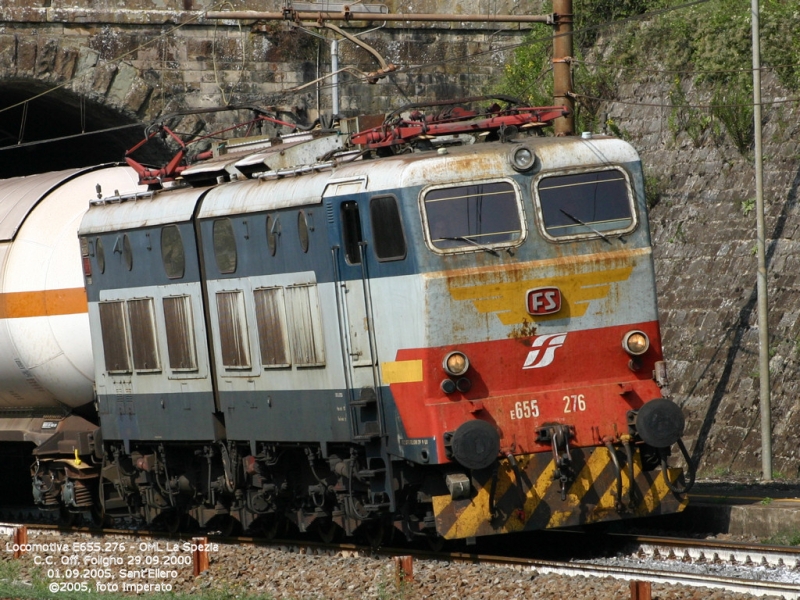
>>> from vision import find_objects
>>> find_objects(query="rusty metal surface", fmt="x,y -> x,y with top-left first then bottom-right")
127,298 -> 160,372
98,301 -> 131,373
215,291 -> 251,369
198,172 -> 329,218
253,287 -> 290,367
80,186 -> 205,234
162,295 -> 199,371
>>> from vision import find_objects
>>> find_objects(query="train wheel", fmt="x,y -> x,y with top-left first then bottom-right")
164,510 -> 182,534
256,515 -> 283,541
317,519 -> 341,544
361,519 -> 387,549
426,533 -> 445,552
58,505 -> 76,527
90,504 -> 112,529
216,515 -> 241,537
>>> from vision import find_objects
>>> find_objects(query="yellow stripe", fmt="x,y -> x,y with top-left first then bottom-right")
0,288 -> 88,319
547,448 -> 611,528
381,360 -> 424,384
507,456 -> 556,533
430,246 -> 652,279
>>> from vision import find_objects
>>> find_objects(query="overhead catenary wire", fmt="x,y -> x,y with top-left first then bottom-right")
0,0 -> 713,125
0,123 -> 143,152
573,58 -> 800,77
572,92 -> 800,109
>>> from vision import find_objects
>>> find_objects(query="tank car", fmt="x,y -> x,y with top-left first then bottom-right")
10,99 -> 693,542
0,166 -> 144,507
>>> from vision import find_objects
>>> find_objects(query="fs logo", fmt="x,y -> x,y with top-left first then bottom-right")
523,333 -> 567,369
526,286 -> 562,316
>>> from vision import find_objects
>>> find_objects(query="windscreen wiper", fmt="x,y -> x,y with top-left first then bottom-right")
441,236 -> 499,256
559,209 -> 612,244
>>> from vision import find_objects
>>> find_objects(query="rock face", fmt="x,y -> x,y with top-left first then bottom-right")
609,73 -> 800,479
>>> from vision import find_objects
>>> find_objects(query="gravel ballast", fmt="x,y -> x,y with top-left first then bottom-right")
0,528 -> 781,599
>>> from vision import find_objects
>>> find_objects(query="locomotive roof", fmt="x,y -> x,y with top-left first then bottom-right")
197,133 -> 640,219
78,133 -> 641,232
80,186 -> 208,235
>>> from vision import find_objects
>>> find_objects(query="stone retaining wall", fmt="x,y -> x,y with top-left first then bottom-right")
0,1 -> 529,134
608,72 -> 800,478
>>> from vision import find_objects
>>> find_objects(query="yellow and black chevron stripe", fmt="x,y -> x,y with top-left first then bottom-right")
432,447 -> 687,539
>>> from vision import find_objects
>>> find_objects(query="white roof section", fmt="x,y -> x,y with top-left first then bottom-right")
392,135 -> 642,190
196,136 -> 642,219
198,174 -> 328,219
79,186 -> 208,234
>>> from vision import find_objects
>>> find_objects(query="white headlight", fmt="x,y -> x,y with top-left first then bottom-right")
622,331 -> 650,356
510,145 -> 536,171
443,351 -> 470,376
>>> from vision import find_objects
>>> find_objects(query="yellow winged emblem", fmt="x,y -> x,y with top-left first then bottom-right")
446,249 -> 645,326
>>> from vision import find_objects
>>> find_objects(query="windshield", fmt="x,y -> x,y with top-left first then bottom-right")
423,181 -> 523,252
537,169 -> 634,240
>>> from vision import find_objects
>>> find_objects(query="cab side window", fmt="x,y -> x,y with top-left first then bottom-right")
370,195 -> 406,261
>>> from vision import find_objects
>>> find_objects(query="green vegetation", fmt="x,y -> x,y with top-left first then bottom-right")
498,0 -> 800,153
643,170 -> 665,209
763,529 -> 800,546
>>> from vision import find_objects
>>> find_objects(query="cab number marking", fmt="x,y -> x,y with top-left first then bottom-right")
563,394 -> 586,413
510,400 -> 539,420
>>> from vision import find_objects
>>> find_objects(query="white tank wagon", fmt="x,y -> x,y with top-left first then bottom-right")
0,166 -> 144,447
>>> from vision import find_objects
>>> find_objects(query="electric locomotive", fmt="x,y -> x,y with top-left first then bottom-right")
9,99 -> 693,542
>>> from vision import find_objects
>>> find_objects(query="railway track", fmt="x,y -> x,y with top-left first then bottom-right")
3,521 -> 799,598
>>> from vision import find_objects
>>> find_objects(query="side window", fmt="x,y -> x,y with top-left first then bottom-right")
297,211 -> 310,253
266,215 -> 278,257
96,237 -> 105,274
213,218 -> 237,274
98,301 -> 131,373
285,283 -> 325,366
253,287 -> 290,368
161,225 -> 186,279
341,201 -> 363,264
127,298 -> 160,372
370,195 -> 406,261
122,234 -> 133,270
163,296 -> 198,371
216,290 -> 251,369
536,169 -> 634,239
423,181 -> 522,252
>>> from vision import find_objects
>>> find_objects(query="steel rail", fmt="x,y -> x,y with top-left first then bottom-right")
526,560 -> 800,599
5,522 -> 800,597
613,533 -> 800,568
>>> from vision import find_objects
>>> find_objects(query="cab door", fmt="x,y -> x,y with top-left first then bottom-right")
331,195 -> 376,391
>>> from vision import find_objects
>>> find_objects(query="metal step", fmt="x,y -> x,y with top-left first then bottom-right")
357,468 -> 386,478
